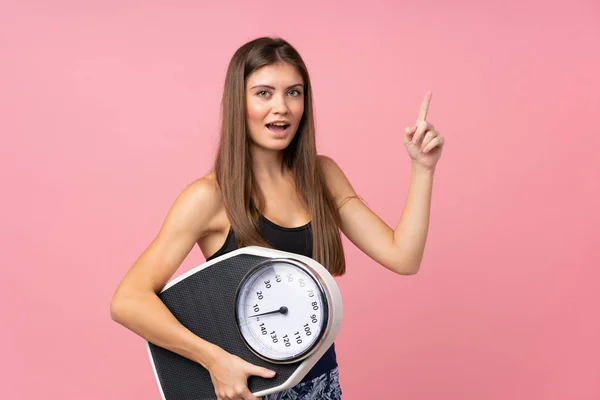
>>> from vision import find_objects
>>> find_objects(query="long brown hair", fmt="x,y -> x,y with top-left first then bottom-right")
214,37 -> 345,276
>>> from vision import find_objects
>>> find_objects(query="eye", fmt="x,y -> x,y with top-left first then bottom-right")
256,90 -> 270,97
288,89 -> 302,97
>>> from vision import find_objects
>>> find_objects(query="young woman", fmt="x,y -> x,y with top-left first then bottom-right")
110,37 -> 444,400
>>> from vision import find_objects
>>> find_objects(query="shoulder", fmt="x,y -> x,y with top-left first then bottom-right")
317,155 -> 357,206
317,154 -> 343,179
179,171 -> 222,210
167,171 -> 225,236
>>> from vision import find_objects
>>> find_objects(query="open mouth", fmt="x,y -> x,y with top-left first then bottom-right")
266,123 -> 290,133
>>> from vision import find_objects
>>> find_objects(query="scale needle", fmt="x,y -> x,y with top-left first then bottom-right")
249,306 -> 288,318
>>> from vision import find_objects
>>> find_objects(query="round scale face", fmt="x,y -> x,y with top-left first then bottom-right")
235,259 -> 328,363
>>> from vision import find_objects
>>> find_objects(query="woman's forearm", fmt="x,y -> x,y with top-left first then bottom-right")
393,163 -> 435,272
110,291 -> 221,370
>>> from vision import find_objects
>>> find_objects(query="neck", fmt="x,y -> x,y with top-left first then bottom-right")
250,145 -> 287,182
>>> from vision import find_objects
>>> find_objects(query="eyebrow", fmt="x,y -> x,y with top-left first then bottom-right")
250,83 -> 304,90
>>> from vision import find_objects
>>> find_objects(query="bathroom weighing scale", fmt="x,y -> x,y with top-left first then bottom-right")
146,246 -> 343,399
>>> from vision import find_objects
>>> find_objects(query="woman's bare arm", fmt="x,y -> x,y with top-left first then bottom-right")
110,176 -> 224,369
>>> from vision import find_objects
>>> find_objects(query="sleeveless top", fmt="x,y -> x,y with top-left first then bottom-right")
206,215 -> 338,383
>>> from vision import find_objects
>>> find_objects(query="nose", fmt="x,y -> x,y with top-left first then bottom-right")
272,93 -> 289,114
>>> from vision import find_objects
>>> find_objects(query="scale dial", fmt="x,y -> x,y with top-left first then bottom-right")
235,258 -> 329,363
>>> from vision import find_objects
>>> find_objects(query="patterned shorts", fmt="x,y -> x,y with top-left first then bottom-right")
262,367 -> 342,400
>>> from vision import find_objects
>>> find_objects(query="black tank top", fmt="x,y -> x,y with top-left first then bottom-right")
206,215 -> 338,383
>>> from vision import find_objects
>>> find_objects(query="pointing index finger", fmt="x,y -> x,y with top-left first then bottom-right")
417,90 -> 432,122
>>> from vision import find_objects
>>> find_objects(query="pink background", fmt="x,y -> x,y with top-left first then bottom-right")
2,1 -> 599,399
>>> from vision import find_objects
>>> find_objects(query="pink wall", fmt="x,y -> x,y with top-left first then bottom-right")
2,1 -> 599,399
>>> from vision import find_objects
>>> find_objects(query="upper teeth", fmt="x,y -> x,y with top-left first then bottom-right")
272,123 -> 287,126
